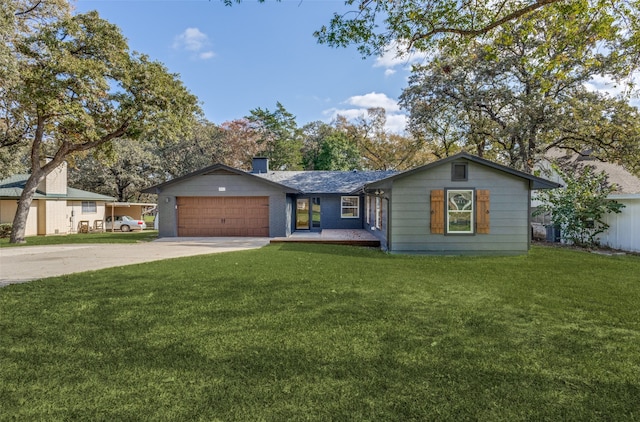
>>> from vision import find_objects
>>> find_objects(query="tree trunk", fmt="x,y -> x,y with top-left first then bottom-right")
10,169 -> 45,243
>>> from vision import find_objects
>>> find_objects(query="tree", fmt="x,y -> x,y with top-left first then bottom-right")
534,162 -> 625,248
348,108 -> 432,170
400,3 -> 640,173
3,11 -> 201,243
68,139 -> 163,203
246,102 -> 303,170
1,0 -> 70,177
218,119 -> 263,170
314,0 -> 640,73
301,121 -> 360,170
158,120 -> 229,178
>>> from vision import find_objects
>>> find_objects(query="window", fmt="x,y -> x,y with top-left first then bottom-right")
82,201 -> 97,213
451,162 -> 468,181
341,196 -> 360,218
446,189 -> 474,234
375,197 -> 382,229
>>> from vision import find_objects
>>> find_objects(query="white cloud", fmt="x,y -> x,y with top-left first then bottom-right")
584,73 -> 640,108
385,113 -> 409,133
346,92 -> 400,112
322,92 -> 407,133
173,28 -> 215,60
584,74 -> 632,97
199,51 -> 216,60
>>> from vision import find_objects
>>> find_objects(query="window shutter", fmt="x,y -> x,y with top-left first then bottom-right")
476,190 -> 490,234
430,190 -> 444,234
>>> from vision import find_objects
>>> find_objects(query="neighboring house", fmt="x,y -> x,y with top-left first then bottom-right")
535,150 -> 640,252
0,162 -> 115,236
143,153 -> 560,255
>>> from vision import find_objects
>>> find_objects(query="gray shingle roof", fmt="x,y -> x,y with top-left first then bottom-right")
545,149 -> 640,195
254,170 -> 397,194
0,174 -> 115,201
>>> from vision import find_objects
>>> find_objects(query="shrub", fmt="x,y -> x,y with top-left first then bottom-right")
534,162 -> 625,248
0,223 -> 12,239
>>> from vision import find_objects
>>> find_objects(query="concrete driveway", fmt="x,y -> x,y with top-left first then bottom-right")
0,237 -> 270,287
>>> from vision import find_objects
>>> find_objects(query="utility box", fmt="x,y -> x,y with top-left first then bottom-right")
545,225 -> 561,242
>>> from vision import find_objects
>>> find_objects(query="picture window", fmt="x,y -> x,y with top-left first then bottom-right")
446,189 -> 474,234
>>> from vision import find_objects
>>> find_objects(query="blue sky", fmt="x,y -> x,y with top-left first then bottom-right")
75,0 -> 418,133
74,1 -> 637,134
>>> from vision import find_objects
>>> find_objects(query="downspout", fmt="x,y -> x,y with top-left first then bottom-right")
527,182 -> 532,250
385,195 -> 391,252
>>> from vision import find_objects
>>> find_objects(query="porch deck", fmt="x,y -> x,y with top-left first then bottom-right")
270,229 -> 380,247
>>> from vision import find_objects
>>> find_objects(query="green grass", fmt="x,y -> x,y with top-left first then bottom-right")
1,245 -> 639,420
0,230 -> 158,247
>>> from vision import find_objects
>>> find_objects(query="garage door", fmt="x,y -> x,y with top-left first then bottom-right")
177,196 -> 269,237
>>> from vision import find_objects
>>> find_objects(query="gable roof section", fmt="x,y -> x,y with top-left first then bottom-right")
0,174 -> 115,201
366,152 -> 561,190
140,163 -> 301,194
254,170 -> 397,194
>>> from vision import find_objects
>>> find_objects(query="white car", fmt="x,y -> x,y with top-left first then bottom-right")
105,215 -> 147,232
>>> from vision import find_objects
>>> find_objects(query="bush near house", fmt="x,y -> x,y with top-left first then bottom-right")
535,163 -> 625,247
0,224 -> 12,239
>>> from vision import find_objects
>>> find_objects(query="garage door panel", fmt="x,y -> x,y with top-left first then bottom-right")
177,196 -> 269,237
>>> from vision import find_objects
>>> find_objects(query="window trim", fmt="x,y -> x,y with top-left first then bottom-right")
445,188 -> 475,235
340,196 -> 360,219
451,162 -> 468,181
81,201 -> 97,214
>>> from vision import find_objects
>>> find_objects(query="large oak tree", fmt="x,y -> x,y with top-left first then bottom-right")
400,3 -> 640,173
314,0 -> 639,69
3,11 -> 201,243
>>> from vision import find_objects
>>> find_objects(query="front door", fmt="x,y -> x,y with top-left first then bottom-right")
296,198 -> 309,230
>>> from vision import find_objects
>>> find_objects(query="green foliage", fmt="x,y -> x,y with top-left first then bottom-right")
1,244 -> 639,419
247,102 -> 303,170
534,162 -> 625,247
400,3 -> 640,172
301,121 -> 360,170
314,0 -> 640,74
3,10 -> 201,243
0,223 -> 12,239
68,139 -> 163,202
0,230 -> 157,247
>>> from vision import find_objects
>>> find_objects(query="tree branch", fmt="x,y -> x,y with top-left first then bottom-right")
411,0 -> 562,43
15,0 -> 43,17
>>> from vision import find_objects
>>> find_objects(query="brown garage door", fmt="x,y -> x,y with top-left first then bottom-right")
177,196 -> 269,237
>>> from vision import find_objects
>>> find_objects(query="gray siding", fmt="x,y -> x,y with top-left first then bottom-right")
390,161 -> 531,254
156,173 -> 289,237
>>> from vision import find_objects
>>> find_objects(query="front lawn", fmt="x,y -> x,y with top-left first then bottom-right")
1,245 -> 638,420
0,230 -> 158,247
